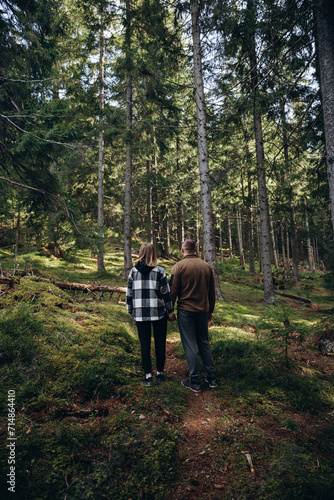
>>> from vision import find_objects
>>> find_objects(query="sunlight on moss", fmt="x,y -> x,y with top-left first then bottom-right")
299,366 -> 324,377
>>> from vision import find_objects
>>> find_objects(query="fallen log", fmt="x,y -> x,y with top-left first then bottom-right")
54,281 -> 127,295
275,290 -> 312,304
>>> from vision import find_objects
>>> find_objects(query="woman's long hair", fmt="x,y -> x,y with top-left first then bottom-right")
135,243 -> 157,267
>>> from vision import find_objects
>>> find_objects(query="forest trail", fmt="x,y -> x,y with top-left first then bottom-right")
164,334 -> 238,499
162,330 -> 334,499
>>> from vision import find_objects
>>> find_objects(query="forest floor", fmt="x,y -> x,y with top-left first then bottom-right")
164,334 -> 334,499
0,244 -> 334,499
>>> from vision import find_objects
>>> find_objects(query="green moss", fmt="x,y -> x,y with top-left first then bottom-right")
0,246 -> 333,499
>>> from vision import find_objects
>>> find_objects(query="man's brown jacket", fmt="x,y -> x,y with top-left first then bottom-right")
170,254 -> 215,313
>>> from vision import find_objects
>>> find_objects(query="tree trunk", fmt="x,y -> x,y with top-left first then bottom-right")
316,0 -> 334,234
97,18 -> 105,272
269,205 -> 279,268
190,0 -> 223,299
248,2 -> 275,302
196,200 -> 200,255
280,100 -> 300,281
178,201 -> 185,247
227,207 -> 233,258
257,214 -> 262,272
122,0 -> 133,277
176,137 -> 184,247
247,174 -> 256,275
286,231 -> 290,268
165,207 -> 170,256
248,206 -> 256,275
304,198 -> 315,272
281,224 -> 287,269
314,237 -> 319,266
219,217 -> 224,262
289,195 -> 300,282
152,130 -> 159,251
236,207 -> 245,269
147,159 -> 153,243
14,202 -> 20,261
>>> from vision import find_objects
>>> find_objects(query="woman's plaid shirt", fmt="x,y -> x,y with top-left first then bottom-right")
126,265 -> 173,322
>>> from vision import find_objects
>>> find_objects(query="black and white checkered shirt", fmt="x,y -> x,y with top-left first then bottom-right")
126,264 -> 173,322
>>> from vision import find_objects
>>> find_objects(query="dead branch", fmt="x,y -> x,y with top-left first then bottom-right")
53,281 -> 127,295
0,277 -> 17,287
275,291 -> 312,304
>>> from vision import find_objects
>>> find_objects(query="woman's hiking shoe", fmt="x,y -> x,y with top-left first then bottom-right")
143,376 -> 153,387
181,379 -> 201,393
156,373 -> 165,383
205,376 -> 218,388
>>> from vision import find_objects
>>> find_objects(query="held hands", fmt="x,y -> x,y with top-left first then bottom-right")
168,313 -> 212,322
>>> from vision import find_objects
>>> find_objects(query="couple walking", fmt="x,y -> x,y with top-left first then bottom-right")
126,239 -> 218,392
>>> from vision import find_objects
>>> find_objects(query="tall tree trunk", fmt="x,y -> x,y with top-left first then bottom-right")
227,207 -> 233,258
219,217 -> 224,261
122,0 -> 133,277
164,207 -> 170,256
248,2 -> 275,302
281,224 -> 287,269
152,129 -> 159,250
285,167 -> 299,282
176,137 -> 184,247
257,214 -> 262,272
190,0 -> 223,299
147,159 -> 153,243
14,201 -> 20,261
281,103 -> 300,281
254,99 -> 274,301
248,178 -> 256,275
248,208 -> 256,274
97,18 -> 105,272
196,200 -> 200,255
316,0 -> 334,234
269,205 -> 279,268
243,129 -> 256,274
314,237 -> 319,266
236,208 -> 245,269
304,198 -> 314,272
178,201 -> 185,247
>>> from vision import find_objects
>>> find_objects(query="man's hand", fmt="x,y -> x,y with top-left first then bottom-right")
168,313 -> 176,322
207,312 -> 213,323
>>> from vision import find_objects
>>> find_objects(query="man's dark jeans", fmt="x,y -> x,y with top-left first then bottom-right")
177,309 -> 215,383
136,316 -> 167,374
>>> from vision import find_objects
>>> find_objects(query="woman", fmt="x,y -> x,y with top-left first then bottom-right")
126,243 -> 174,387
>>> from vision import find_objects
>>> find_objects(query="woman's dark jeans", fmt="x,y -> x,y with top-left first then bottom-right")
136,315 -> 168,374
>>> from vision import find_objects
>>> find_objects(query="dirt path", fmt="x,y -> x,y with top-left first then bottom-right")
164,331 -> 334,499
165,335 -> 234,499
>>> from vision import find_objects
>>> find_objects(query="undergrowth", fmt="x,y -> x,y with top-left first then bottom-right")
0,246 -> 333,499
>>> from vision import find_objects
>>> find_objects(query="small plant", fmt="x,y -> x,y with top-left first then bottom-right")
260,303 -> 307,367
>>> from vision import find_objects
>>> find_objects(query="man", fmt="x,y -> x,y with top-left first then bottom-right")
169,239 -> 218,393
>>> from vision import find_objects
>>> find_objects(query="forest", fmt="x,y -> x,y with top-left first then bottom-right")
0,0 -> 334,499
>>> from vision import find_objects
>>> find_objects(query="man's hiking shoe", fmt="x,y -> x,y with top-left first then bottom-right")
181,379 -> 201,393
205,376 -> 218,388
156,373 -> 165,383
143,376 -> 153,387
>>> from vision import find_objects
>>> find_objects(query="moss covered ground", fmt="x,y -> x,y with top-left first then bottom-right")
0,246 -> 333,499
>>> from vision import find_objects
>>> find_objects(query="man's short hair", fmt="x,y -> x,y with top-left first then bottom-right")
182,239 -> 196,253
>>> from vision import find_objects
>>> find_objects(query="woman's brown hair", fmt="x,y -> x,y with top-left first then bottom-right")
135,243 -> 158,267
